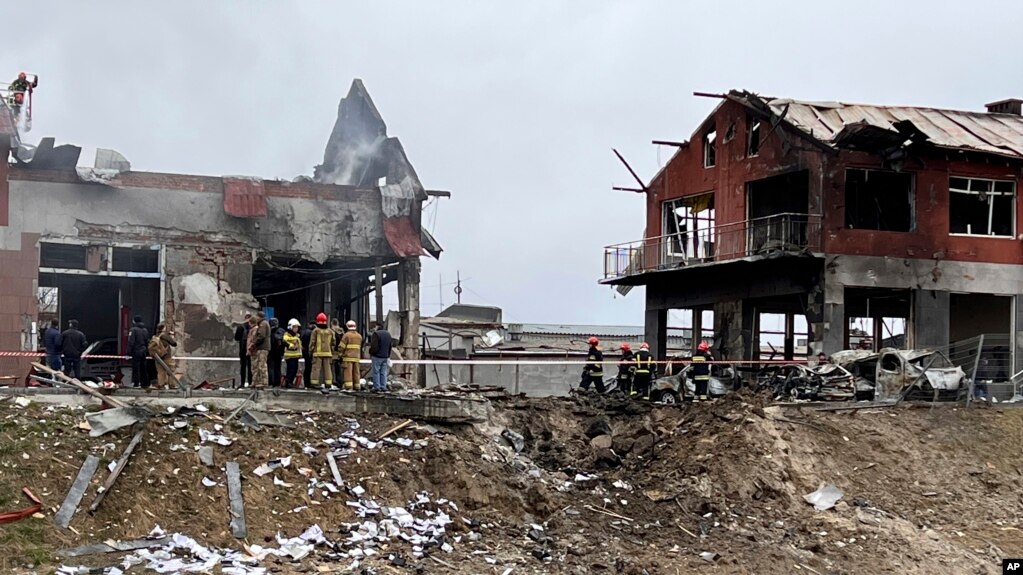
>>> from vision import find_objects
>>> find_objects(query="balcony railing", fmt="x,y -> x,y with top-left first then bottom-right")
602,213 -> 822,281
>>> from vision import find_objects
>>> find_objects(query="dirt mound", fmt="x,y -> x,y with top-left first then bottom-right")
0,393 -> 1020,574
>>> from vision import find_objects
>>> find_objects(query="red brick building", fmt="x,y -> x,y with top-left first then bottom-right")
603,91 -> 1023,372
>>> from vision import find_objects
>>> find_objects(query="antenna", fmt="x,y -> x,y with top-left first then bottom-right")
438,273 -> 444,314
454,270 -> 462,304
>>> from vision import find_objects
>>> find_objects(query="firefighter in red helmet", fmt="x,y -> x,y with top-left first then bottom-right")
633,342 -> 654,399
579,336 -> 605,393
310,312 -> 335,391
616,343 -> 636,395
692,340 -> 713,401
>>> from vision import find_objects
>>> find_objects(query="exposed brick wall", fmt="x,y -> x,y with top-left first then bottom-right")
0,232 -> 39,381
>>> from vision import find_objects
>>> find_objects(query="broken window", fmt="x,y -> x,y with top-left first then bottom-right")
38,286 -> 58,314
949,177 -> 1015,237
844,169 -> 914,232
663,194 -> 715,260
747,114 -> 761,157
40,242 -> 87,269
112,247 -> 159,273
703,128 -> 716,168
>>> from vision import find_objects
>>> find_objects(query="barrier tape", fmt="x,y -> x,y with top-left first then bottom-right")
0,351 -> 809,366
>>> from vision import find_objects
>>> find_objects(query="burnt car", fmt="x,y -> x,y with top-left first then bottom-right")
833,348 -> 967,401
755,363 -> 856,401
651,362 -> 739,404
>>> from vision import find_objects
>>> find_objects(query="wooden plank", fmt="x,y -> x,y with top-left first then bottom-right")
226,461 -> 247,539
31,362 -> 130,408
88,426 -> 144,514
326,451 -> 343,486
152,354 -> 187,391
378,418 -> 414,440
54,455 -> 100,528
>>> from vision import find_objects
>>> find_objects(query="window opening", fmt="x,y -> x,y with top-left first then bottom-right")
703,129 -> 716,168
949,177 -> 1015,237
845,169 -> 914,231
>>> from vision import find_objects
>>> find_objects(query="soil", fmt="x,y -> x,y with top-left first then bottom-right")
0,391 -> 1021,574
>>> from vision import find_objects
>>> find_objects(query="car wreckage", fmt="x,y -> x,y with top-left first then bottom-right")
650,361 -> 740,404
832,348 -> 968,401
754,363 -> 857,401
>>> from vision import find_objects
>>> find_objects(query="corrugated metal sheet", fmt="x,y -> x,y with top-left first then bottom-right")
382,216 -> 424,258
0,100 -> 18,145
518,324 -> 691,339
766,98 -> 1023,159
223,177 -> 268,218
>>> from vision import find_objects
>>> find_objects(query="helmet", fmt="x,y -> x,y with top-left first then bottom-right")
697,341 -> 710,352
640,342 -> 650,350
315,312 -> 328,324
620,343 -> 631,352
288,318 -> 300,329
18,72 -> 26,80
587,336 -> 599,346
346,320 -> 357,329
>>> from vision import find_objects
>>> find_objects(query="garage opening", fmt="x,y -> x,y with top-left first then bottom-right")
844,287 -> 910,351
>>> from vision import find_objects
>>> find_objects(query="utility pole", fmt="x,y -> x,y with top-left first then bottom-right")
454,271 -> 462,304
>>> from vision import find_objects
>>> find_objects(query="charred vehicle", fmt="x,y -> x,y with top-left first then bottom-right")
651,361 -> 739,404
833,348 -> 967,401
755,363 -> 856,401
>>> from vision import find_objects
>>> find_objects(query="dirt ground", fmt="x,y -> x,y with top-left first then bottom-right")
0,391 -> 1021,574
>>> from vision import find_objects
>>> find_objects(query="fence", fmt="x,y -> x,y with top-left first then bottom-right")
943,334 -> 1016,402
603,213 -> 822,280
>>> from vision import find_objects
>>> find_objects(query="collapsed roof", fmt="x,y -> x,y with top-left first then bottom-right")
727,90 -> 1023,160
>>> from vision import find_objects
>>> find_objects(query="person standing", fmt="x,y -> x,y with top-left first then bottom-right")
300,320 -> 314,388
283,319 -> 303,388
330,318 -> 344,386
339,320 -> 363,391
309,313 -> 335,390
233,313 -> 253,387
148,323 -> 178,389
248,312 -> 271,389
633,342 -> 655,399
616,343 -> 636,395
43,319 -> 63,372
368,321 -> 392,392
579,336 -> 605,393
692,341 -> 713,401
61,320 -> 88,380
127,315 -> 150,388
267,317 -> 285,388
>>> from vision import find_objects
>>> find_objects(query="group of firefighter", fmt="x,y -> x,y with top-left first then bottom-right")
579,336 -> 714,401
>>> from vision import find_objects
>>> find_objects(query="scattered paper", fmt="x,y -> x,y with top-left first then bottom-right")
202,477 -> 217,488
804,483 -> 844,511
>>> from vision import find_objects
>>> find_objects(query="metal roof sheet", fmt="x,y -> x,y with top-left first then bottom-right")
765,97 -> 1023,159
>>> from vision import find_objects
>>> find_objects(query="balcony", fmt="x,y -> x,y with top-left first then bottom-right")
602,213 -> 822,282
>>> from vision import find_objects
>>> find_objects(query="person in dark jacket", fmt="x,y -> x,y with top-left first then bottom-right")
368,322 -> 392,392
233,313 -> 253,388
267,317 -> 285,388
580,336 -> 605,393
616,343 -> 636,395
127,316 -> 150,388
61,320 -> 88,379
633,342 -> 655,399
691,341 -> 713,401
300,321 -> 314,388
43,319 -> 62,371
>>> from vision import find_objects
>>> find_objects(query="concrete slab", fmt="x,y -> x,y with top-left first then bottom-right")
0,388 -> 492,423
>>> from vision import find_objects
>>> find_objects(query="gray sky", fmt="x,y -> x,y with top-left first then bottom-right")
6,1 -> 1022,325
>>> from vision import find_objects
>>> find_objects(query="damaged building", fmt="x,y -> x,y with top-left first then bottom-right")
0,79 -> 442,384
603,91 -> 1023,374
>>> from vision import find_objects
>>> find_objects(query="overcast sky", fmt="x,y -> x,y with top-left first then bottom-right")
5,1 -> 1022,325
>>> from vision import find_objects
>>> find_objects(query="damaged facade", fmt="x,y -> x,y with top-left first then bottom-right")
0,80 -> 441,383
604,91 -> 1023,374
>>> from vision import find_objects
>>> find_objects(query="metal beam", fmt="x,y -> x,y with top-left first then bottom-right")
611,148 -> 647,191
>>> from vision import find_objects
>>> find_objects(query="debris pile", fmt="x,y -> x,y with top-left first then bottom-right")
1,390 -> 1020,573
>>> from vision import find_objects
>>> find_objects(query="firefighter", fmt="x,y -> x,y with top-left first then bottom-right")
338,320 -> 363,391
692,341 -> 713,401
579,336 -> 605,393
633,342 -> 654,399
310,312 -> 335,390
8,72 -> 37,119
616,343 -> 635,395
